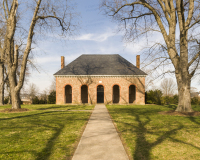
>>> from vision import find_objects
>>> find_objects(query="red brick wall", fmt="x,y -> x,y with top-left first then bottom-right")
56,76 -> 145,105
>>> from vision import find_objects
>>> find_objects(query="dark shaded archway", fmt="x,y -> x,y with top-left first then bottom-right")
97,85 -> 104,103
65,85 -> 72,103
129,85 -> 136,103
113,85 -> 120,103
81,85 -> 88,103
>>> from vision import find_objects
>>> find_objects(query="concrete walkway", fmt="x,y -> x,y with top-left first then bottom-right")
72,104 -> 129,160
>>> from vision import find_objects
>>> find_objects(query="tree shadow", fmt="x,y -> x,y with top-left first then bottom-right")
162,104 -> 177,110
35,124 -> 64,160
133,114 -> 183,160
0,110 -> 90,159
109,107 -> 193,160
188,116 -> 200,125
35,106 -> 65,110
0,111 -> 58,121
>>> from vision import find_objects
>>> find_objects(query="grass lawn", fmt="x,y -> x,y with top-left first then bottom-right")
106,104 -> 200,160
0,104 -> 94,160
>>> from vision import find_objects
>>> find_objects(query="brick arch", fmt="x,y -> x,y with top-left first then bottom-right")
112,84 -> 121,104
80,84 -> 89,104
96,84 -> 105,103
63,84 -> 72,103
129,84 -> 137,103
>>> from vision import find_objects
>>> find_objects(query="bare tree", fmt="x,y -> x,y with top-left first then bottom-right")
0,24 -> 6,105
40,89 -> 48,103
0,62 -> 4,105
0,0 -> 77,109
102,0 -> 200,112
28,83 -> 38,99
142,68 -> 156,91
160,78 -> 177,96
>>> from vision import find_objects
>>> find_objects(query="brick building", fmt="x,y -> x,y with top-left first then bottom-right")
54,54 -> 147,105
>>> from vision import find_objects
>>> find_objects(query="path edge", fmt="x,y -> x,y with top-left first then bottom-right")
105,105 -> 131,160
68,107 -> 95,160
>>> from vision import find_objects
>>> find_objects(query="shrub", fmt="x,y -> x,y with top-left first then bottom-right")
48,91 -> 56,104
172,95 -> 178,104
32,96 -> 40,104
4,97 -> 9,104
145,90 -> 163,105
39,99 -> 47,104
191,97 -> 199,105
162,96 -> 178,105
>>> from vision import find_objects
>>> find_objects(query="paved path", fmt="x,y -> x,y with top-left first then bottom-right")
72,104 -> 129,160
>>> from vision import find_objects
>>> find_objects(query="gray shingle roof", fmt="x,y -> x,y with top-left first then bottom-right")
54,54 -> 147,76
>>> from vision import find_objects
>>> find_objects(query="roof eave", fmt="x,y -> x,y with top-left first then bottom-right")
54,75 -> 147,77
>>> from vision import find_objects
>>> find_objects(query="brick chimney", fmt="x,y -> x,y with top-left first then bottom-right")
136,55 -> 140,69
61,56 -> 65,69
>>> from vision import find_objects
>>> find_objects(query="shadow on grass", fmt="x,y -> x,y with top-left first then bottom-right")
134,114 -> 182,160
35,124 -> 64,160
161,104 -> 200,112
35,105 -> 88,110
0,111 -> 90,160
108,107 -> 196,160
0,111 -> 59,121
188,116 -> 200,125
33,114 -> 88,160
162,104 -> 177,110
35,106 -> 64,110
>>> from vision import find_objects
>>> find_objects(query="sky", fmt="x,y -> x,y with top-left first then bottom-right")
25,0 -> 200,94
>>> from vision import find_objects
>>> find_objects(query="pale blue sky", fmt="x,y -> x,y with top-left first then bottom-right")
26,0 -> 200,93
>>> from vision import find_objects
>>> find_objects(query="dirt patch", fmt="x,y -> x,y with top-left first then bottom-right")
0,108 -> 29,113
159,110 -> 200,117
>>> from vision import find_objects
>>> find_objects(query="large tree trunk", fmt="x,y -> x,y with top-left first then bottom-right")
0,62 -> 4,105
174,18 -> 193,112
10,86 -> 21,109
9,67 -> 21,109
176,78 -> 193,112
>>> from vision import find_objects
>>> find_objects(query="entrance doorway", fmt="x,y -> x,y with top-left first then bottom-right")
65,85 -> 72,103
129,85 -> 136,103
113,85 -> 120,103
97,85 -> 104,103
81,85 -> 88,103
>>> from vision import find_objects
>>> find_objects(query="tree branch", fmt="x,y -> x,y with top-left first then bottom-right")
186,0 -> 194,29
188,51 -> 200,67
157,0 -> 171,25
188,19 -> 200,30
36,15 -> 70,32
16,0 -> 42,91
189,56 -> 200,78
3,0 -> 10,20
112,1 -> 169,45
121,12 -> 153,20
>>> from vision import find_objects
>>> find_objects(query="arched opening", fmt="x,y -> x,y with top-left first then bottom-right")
129,85 -> 136,103
113,85 -> 120,103
97,85 -> 104,103
81,85 -> 88,103
65,85 -> 72,103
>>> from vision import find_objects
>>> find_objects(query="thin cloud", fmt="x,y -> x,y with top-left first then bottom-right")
75,31 -> 121,42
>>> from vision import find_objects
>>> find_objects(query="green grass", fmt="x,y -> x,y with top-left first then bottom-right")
0,104 -> 94,111
106,104 -> 200,160
0,104 -> 94,160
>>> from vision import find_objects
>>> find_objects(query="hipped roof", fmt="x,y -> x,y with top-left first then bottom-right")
54,54 -> 147,76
